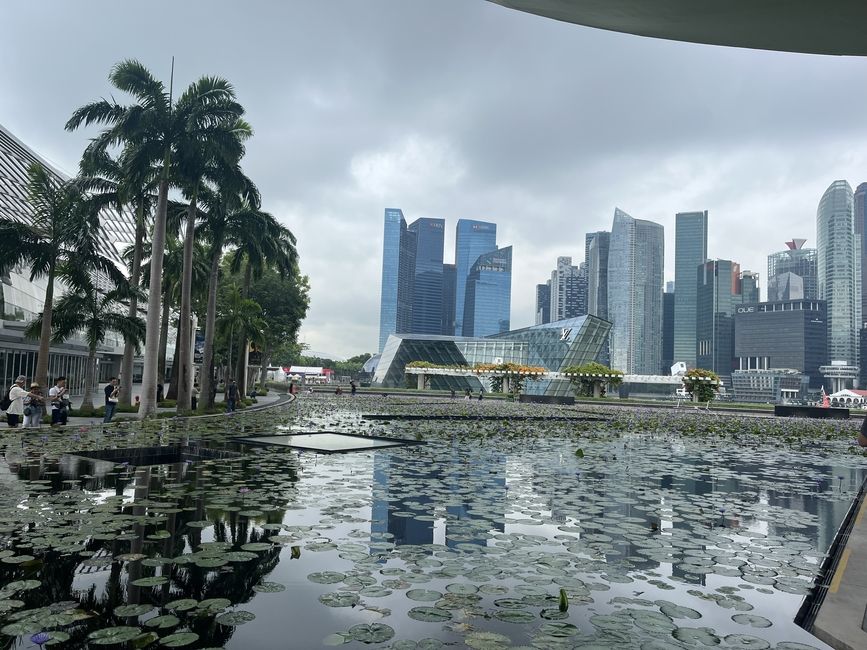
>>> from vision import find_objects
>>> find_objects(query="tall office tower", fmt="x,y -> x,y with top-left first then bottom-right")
442,264 -> 457,336
607,208 -> 664,374
767,239 -> 818,299
463,246 -> 513,337
577,262 -> 589,316
855,183 -> 867,323
408,218 -> 446,335
662,286 -> 675,374
696,260 -> 741,381
739,271 -> 760,303
586,231 -> 611,319
817,181 -> 860,365
549,257 -> 584,321
379,209 -> 417,351
673,211 -> 708,368
454,220 -> 497,335
535,282 -> 551,325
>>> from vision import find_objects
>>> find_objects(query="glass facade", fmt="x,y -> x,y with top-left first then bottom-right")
462,246 -> 512,337
696,260 -> 738,382
374,316 -> 611,396
673,211 -> 708,368
734,299 -> 828,389
441,263 -> 456,336
535,282 -> 551,325
855,182 -> 867,324
408,218 -> 445,335
817,180 -> 860,365
378,209 -> 416,351
662,290 -> 675,374
738,270 -> 760,304
549,256 -> 584,321
586,231 -> 610,320
767,246 -> 818,300
608,209 -> 664,374
454,219 -> 497,336
0,123 -> 136,394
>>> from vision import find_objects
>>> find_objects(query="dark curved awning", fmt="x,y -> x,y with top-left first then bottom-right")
487,0 -> 867,56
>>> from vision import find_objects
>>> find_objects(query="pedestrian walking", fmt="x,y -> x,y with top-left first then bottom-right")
103,377 -> 120,423
191,383 -> 200,411
6,376 -> 39,428
226,378 -> 238,412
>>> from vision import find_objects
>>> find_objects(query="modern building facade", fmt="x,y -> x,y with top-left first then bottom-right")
607,208 -> 664,375
454,220 -> 497,336
817,181 -> 860,367
696,259 -> 739,382
738,270 -> 760,304
733,299 -> 828,389
662,288 -> 675,375
855,183 -> 867,324
408,218 -> 446,335
0,123 -> 135,394
767,239 -> 818,300
549,256 -> 585,322
378,209 -> 416,351
535,282 -> 551,325
442,263 -> 456,337
374,315 -> 611,396
673,211 -> 708,368
767,272 -> 804,302
462,247 -> 512,337
731,369 -> 808,404
586,231 -> 610,320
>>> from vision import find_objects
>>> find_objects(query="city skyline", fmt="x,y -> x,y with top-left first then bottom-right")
4,2 -> 867,357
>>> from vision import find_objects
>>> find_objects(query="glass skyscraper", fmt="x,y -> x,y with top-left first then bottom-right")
855,182 -> 867,324
408,218 -> 446,335
696,259 -> 739,382
535,282 -> 551,325
549,257 -> 584,321
673,211 -> 708,368
817,180 -> 860,365
607,208 -> 664,375
442,263 -> 457,336
454,220 -> 497,336
767,240 -> 818,300
586,231 -> 610,320
378,209 -> 416,351
463,246 -> 512,337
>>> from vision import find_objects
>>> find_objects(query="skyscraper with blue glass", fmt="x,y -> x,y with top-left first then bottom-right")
607,208 -> 664,375
463,247 -> 512,337
454,220 -> 497,336
673,211 -> 708,368
378,209 -> 416,352
408,218 -> 446,335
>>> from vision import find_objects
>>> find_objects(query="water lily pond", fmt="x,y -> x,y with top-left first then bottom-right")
1,397 -> 865,649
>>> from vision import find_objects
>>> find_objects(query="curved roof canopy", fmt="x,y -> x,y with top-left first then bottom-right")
487,0 -> 867,56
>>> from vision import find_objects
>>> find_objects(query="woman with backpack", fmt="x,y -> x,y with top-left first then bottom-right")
23,382 -> 46,428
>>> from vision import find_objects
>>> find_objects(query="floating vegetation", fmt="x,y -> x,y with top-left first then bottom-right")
0,396 -> 859,647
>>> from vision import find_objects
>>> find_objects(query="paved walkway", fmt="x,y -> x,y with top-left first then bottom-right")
812,489 -> 867,649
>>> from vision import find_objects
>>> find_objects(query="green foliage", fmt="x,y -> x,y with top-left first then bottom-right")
682,368 -> 721,403
562,362 -> 624,397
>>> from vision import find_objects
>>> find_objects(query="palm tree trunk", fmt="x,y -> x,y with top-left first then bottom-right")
157,293 -> 170,385
80,344 -> 97,413
235,263 -> 253,397
165,328 -> 182,400
176,199 -> 196,413
119,201 -> 145,406
200,245 -> 222,410
34,262 -> 56,388
138,176 -> 169,419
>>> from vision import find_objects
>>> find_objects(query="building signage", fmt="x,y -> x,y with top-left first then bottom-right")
736,306 -> 755,314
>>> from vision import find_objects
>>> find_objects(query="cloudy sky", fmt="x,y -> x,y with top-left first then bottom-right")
3,1 -> 867,359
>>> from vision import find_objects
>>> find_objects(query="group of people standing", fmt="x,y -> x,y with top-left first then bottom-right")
2,375 -> 72,428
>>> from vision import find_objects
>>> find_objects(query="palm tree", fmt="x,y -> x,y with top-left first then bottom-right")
25,265 -> 144,413
197,174 -> 261,410
217,286 -> 265,393
66,59 -> 248,418
228,215 -> 297,394
78,147 -> 157,407
0,162 -> 111,388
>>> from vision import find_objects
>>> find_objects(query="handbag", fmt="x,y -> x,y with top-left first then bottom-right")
108,397 -> 119,403
23,406 -> 33,416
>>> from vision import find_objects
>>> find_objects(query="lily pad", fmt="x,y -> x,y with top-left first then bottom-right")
348,623 -> 395,644
407,607 -> 452,622
216,610 -> 256,626
159,632 -> 200,647
88,626 -> 142,645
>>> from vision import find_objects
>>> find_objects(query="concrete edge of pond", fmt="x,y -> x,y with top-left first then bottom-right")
810,479 -> 867,650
